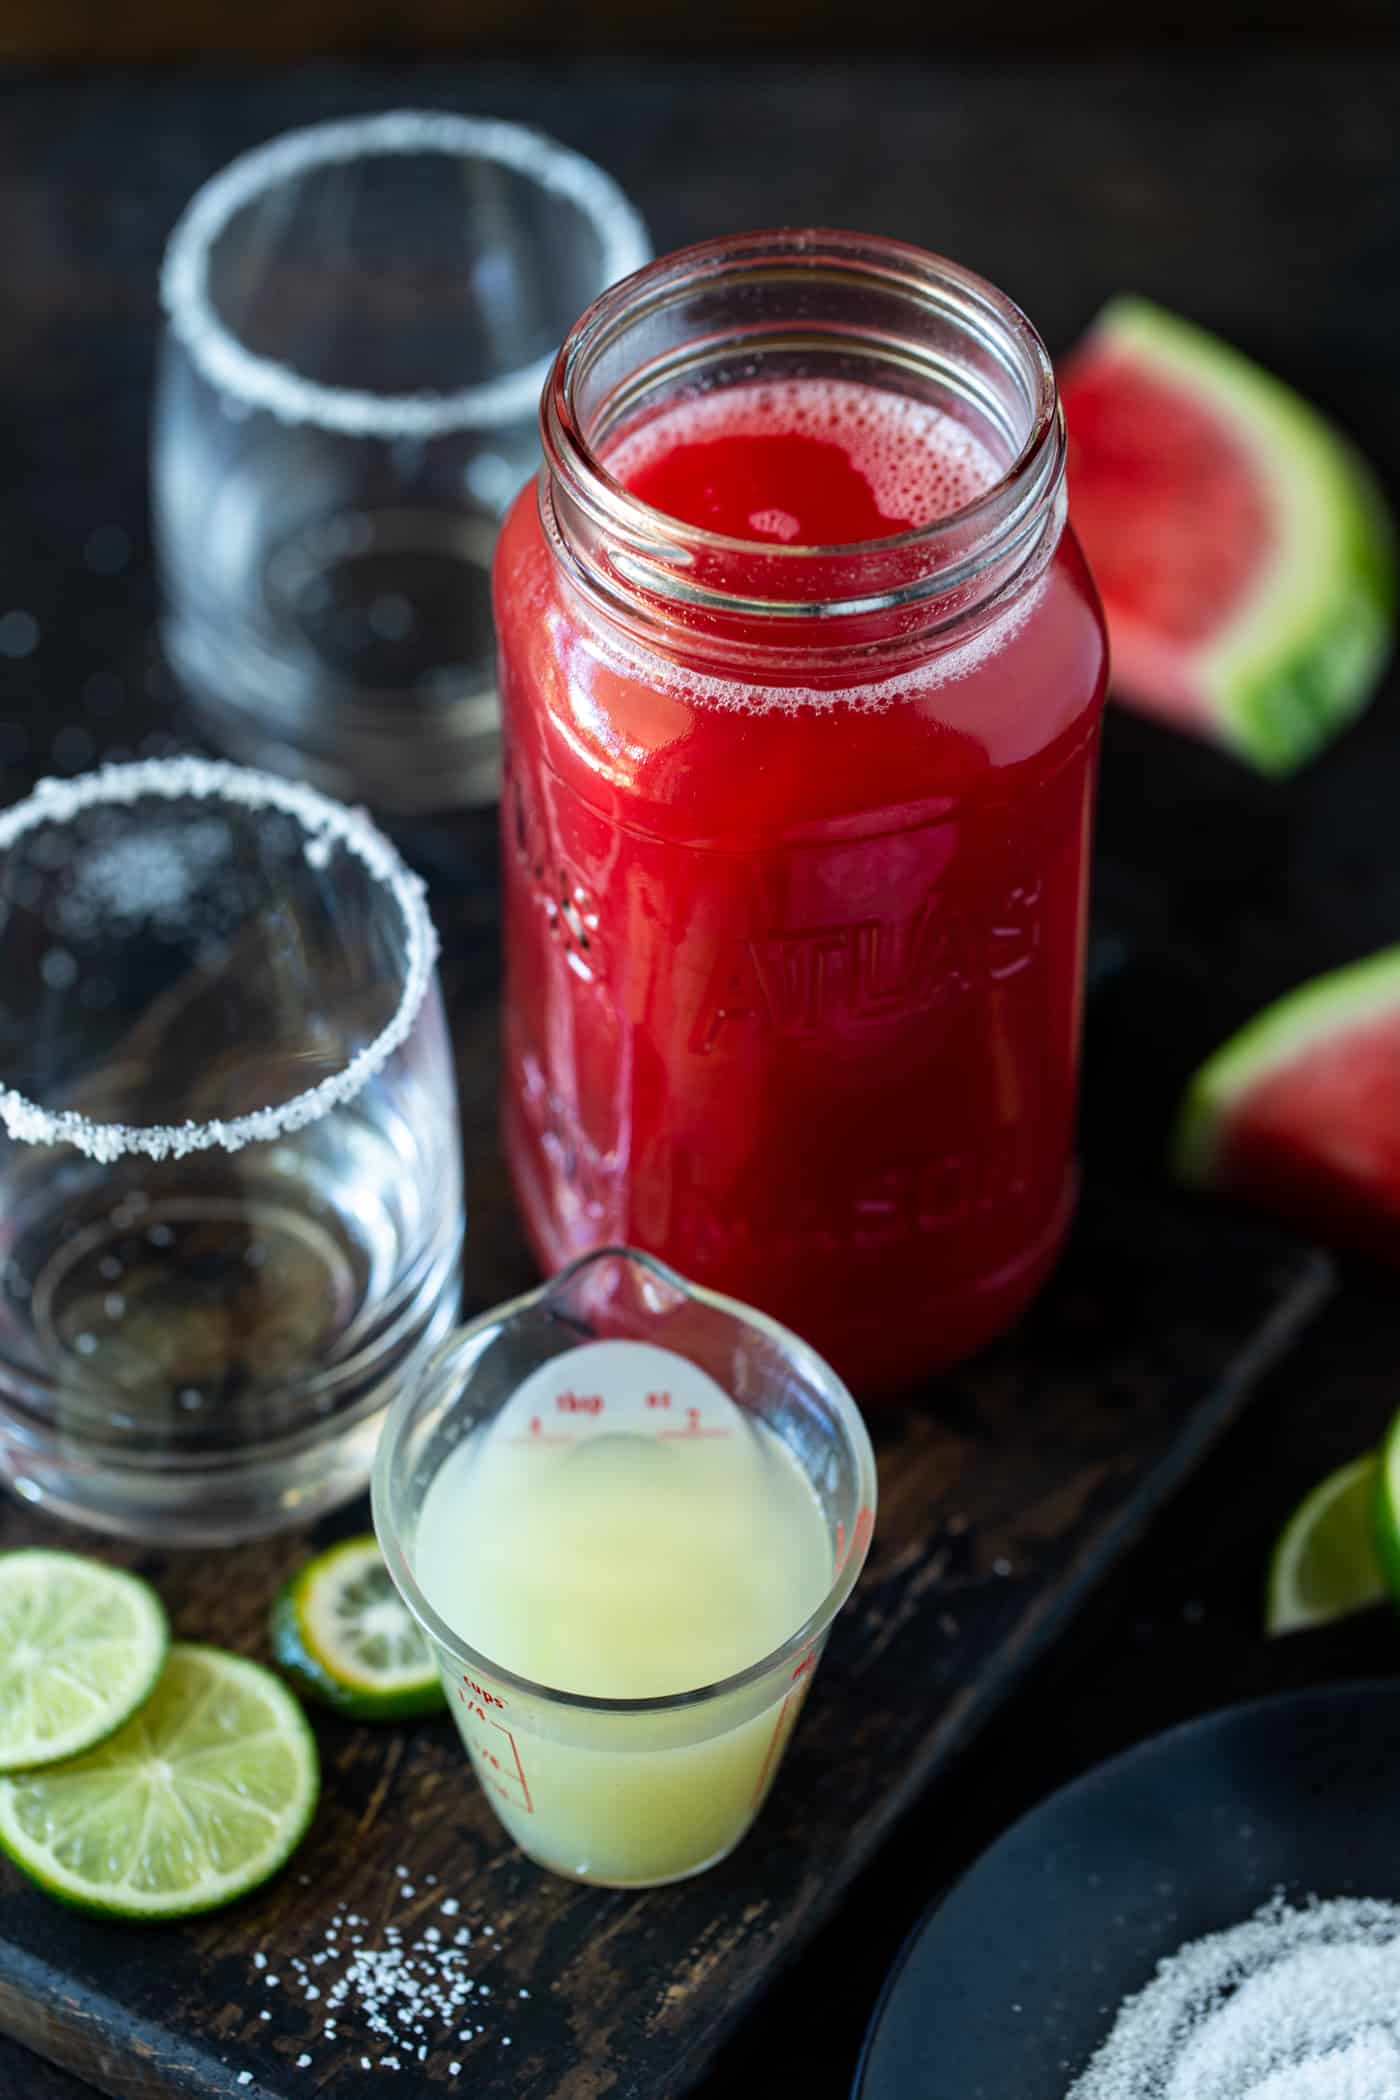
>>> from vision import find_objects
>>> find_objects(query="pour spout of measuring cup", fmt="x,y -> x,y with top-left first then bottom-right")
535,1243 -> 865,1423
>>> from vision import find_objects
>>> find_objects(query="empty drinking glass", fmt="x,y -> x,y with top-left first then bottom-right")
152,111 -> 650,814
0,758 -> 463,1543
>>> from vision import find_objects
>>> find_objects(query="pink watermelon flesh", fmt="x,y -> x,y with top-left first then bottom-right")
1061,342 -> 1275,732
1216,1012 -> 1400,1266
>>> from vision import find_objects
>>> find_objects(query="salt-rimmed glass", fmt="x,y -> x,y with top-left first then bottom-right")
0,758 -> 462,1544
152,111 -> 650,815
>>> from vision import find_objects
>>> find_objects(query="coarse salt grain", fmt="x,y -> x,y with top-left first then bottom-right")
1067,1896 -> 1400,2099
244,1893 -> 524,2073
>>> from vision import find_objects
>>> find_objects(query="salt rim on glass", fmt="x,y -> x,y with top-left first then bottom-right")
158,110 -> 652,439
0,756 -> 439,1166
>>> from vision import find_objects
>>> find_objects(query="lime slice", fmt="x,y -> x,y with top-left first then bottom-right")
0,1549 -> 169,1773
1266,1454 -> 1386,1634
271,1535 -> 444,1721
0,1643 -> 319,1918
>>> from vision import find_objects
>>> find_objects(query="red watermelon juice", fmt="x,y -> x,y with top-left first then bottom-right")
494,234 -> 1108,1393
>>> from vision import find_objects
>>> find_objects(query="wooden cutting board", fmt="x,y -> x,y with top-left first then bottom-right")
0,935 -> 1329,2100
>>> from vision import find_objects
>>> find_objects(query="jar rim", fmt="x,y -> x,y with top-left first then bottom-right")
543,226 -> 1063,572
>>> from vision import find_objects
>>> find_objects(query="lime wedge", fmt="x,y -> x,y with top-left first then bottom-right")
0,1643 -> 318,1917
271,1535 -> 444,1721
1372,1410 -> 1400,1608
0,1549 -> 168,1773
1266,1454 -> 1386,1634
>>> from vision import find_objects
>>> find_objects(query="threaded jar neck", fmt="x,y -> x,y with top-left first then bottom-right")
540,228 -> 1066,683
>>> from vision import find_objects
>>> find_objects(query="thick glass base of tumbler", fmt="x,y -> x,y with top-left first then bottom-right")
0,1262 -> 462,1547
167,632 -> 502,816
161,503 -> 506,815
2,1405 -> 380,1546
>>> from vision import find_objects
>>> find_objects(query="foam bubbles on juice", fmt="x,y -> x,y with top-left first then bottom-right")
582,376 -> 1054,718
603,377 -> 1002,534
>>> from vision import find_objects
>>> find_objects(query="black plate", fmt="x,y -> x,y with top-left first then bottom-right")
853,1682 -> 1400,2100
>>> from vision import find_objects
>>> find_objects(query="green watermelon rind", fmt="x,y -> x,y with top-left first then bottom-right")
1173,945 -> 1400,1186
1088,298 -> 1396,776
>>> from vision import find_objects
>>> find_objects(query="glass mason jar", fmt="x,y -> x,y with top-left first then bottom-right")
493,231 -> 1108,1395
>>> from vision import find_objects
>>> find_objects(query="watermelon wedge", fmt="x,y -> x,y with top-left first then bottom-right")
1061,297 -> 1395,774
1175,949 -> 1400,1264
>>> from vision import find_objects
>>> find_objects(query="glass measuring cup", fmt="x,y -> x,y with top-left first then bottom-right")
372,1246 -> 876,1887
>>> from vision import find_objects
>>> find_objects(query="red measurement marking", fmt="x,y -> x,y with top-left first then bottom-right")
555,1389 -> 603,1415
645,1390 -> 672,1409
749,1647 -> 818,1810
467,1719 -> 533,1815
460,1673 -> 505,1709
834,1503 -> 875,1577
657,1405 -> 728,1440
748,1693 -> 792,1811
499,1724 -> 534,1815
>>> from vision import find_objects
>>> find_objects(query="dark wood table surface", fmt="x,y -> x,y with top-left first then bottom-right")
2,45 -> 1400,2100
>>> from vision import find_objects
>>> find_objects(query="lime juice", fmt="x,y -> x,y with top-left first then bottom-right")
413,1340 -> 833,1885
